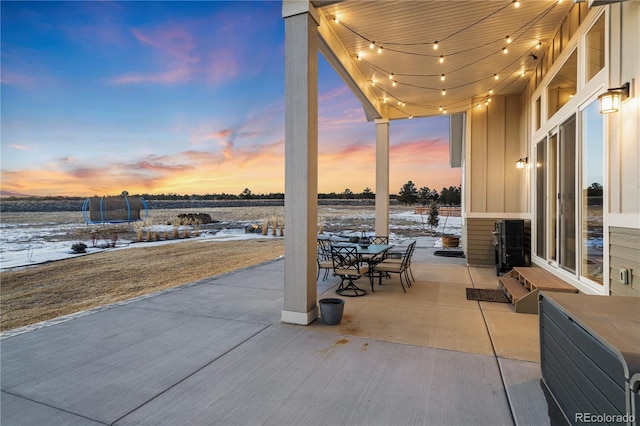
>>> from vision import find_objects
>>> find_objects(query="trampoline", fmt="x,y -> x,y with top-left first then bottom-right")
82,194 -> 149,225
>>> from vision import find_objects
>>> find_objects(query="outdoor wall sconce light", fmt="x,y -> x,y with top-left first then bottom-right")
516,157 -> 528,169
598,82 -> 630,114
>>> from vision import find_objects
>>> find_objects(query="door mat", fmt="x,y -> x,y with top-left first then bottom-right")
465,288 -> 510,303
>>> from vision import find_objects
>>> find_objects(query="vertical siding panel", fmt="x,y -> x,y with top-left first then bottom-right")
471,102 -> 487,212
486,97 -> 506,212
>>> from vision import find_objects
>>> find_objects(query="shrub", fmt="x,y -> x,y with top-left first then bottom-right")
71,242 -> 87,254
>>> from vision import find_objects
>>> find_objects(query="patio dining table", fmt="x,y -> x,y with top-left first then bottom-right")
332,243 -> 394,293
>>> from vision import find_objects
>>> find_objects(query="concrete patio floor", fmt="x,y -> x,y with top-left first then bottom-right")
1,237 -> 560,425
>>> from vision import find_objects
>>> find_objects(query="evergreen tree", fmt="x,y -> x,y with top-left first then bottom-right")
427,201 -> 440,230
418,186 -> 431,206
397,181 -> 418,205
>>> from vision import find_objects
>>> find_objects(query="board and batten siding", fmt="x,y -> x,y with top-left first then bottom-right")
609,227 -> 640,297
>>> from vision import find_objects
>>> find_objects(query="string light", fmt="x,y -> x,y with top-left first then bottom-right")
477,103 -> 481,109
409,115 -> 414,119
402,102 -> 406,107
485,99 -> 489,106
334,1 -> 561,114
442,108 -> 447,114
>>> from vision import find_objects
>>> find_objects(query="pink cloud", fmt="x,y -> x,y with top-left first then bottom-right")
110,67 -> 193,85
8,144 -> 30,151
206,48 -> 239,83
1,71 -> 37,90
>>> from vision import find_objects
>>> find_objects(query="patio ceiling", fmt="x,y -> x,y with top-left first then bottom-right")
312,0 -> 574,120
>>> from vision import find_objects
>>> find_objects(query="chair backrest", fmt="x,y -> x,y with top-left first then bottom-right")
370,236 -> 389,244
317,239 -> 332,261
401,241 -> 416,268
331,246 -> 360,275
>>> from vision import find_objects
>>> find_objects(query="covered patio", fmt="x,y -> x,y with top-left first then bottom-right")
1,238 -> 557,425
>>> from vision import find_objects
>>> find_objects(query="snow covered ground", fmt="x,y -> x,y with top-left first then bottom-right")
1,208 -> 461,271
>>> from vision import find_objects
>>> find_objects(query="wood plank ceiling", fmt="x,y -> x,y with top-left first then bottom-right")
313,0 -> 574,120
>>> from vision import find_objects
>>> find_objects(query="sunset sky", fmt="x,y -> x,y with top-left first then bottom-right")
1,1 -> 460,197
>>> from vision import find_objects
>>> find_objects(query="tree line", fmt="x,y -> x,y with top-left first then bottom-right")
3,183 -> 461,204
397,181 -> 462,206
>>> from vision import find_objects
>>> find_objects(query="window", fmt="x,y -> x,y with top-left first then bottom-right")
586,14 -> 605,82
535,97 -> 541,130
581,100 -> 604,284
547,50 -> 577,119
536,140 -> 547,259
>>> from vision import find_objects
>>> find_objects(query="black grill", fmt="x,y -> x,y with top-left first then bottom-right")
493,219 -> 529,275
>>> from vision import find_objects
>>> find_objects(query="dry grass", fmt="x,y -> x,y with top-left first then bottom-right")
1,239 -> 284,332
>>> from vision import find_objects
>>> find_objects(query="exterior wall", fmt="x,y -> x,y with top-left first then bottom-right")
609,227 -> 640,297
468,95 -> 527,214
606,2 -> 640,296
609,2 -> 640,215
464,94 -> 528,265
465,218 -> 496,266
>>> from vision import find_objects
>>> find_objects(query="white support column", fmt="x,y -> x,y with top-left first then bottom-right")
375,118 -> 390,237
281,2 -> 319,325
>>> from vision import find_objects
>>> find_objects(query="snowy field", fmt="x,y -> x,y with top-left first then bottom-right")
0,206 -> 461,271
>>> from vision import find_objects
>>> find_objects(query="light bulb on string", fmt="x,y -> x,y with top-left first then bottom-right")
433,41 -> 438,50
392,80 -> 397,87
333,16 -> 339,24
409,115 -> 414,119
494,74 -> 499,80
489,89 -> 494,95
439,106 -> 443,112
441,89 -> 446,96
442,109 -> 447,114
441,74 -> 445,81
506,35 -> 512,44
477,103 -> 481,109
378,46 -> 383,54
439,55 -> 444,64
513,0 -> 520,8
397,101 -> 402,106
389,73 -> 394,80
401,102 -> 406,107
503,47 -> 508,54
536,41 -> 542,49
370,41 -> 375,49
